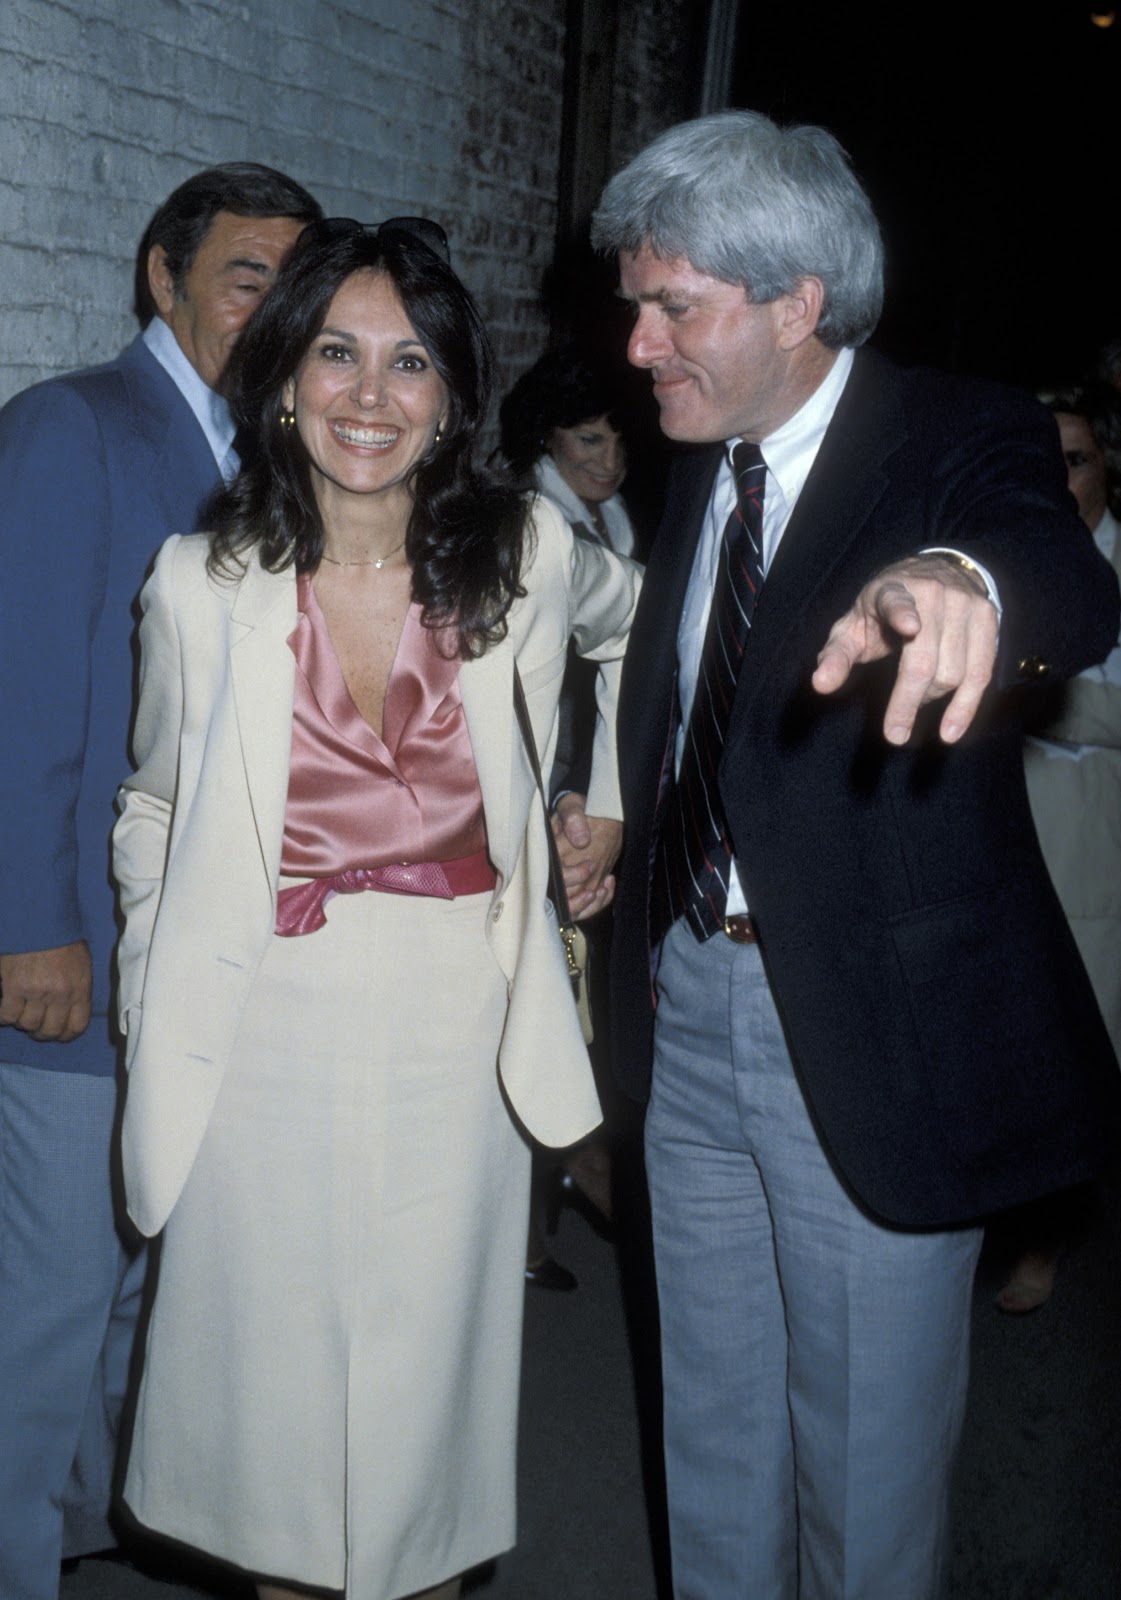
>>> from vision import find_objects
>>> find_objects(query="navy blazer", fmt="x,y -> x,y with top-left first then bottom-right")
610,348 -> 1121,1227
0,335 -> 222,1075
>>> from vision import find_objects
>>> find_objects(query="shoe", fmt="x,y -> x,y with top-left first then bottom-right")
544,1167 -> 615,1243
525,1255 -> 578,1291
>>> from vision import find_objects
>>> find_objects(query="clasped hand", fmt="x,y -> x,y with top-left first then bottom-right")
551,793 -> 623,920
811,554 -> 999,744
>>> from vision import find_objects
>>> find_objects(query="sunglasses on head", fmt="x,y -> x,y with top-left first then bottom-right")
314,215 -> 450,264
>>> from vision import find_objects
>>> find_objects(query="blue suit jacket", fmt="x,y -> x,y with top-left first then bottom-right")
610,349 -> 1121,1226
0,335 -> 222,1075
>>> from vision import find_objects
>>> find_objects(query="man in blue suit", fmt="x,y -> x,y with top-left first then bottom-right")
0,162 -> 320,1597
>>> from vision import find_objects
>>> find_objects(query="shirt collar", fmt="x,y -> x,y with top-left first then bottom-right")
143,316 -> 238,479
534,455 -> 591,528
724,345 -> 855,507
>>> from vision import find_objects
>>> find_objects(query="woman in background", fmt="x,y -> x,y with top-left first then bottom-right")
500,346 -> 647,1288
500,342 -> 639,564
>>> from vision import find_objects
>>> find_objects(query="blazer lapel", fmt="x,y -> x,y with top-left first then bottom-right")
621,446 -> 720,797
229,558 -> 299,889
459,638 -> 514,882
731,349 -> 906,724
119,337 -> 223,533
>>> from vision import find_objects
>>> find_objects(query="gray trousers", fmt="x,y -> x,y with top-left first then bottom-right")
0,1062 -> 146,1600
645,919 -> 982,1600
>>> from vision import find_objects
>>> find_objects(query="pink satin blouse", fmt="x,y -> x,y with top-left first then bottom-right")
279,572 -> 490,878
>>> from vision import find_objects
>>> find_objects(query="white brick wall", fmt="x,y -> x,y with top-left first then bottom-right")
0,0 -> 699,407
0,0 -> 551,402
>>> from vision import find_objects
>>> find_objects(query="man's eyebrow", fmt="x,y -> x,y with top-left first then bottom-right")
616,286 -> 687,306
223,256 -> 277,277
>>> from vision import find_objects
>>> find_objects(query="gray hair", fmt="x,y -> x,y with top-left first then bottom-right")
591,111 -> 884,349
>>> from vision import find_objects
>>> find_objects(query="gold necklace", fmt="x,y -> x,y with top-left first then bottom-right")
320,537 -> 406,571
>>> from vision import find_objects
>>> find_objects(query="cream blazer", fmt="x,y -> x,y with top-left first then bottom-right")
113,498 -> 640,1237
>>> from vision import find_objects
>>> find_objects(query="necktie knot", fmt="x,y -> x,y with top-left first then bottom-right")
732,440 -> 765,482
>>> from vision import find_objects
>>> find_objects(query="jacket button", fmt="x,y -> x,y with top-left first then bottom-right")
1017,655 -> 1051,679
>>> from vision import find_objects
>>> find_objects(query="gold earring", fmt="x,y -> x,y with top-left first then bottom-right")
434,427 -> 443,445
280,410 -> 296,432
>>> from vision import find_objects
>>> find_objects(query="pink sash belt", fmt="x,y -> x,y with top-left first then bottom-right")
275,849 -> 497,937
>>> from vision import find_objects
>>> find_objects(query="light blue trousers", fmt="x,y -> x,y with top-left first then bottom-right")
645,920 -> 982,1600
0,1062 -> 146,1600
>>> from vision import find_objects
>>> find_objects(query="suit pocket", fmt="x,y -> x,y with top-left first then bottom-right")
890,880 -> 1094,1160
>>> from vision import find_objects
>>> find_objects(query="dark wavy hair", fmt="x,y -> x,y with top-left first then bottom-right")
499,343 -> 636,479
1039,380 -> 1121,519
208,225 -> 526,657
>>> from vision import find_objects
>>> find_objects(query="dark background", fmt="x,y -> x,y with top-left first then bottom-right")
729,5 -> 1119,386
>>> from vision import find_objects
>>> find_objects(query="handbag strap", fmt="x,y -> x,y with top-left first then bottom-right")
512,664 -> 577,939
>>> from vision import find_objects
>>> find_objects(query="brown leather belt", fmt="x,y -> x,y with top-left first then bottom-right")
722,914 -> 758,944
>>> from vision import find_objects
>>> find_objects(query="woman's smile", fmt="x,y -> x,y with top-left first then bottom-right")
329,420 -> 402,450
283,268 -> 448,518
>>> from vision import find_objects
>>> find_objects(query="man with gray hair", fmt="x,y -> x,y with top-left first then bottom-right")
585,111 -> 1120,1596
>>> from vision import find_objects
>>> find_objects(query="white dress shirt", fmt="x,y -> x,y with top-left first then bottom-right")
143,317 -> 239,482
533,455 -> 638,558
675,349 -> 854,915
674,347 -> 998,916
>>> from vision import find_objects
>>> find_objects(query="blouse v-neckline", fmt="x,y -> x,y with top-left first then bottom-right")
291,571 -> 463,764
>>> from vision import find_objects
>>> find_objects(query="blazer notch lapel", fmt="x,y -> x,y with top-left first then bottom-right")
459,641 -> 514,880
228,560 -> 299,890
624,446 -> 721,771
121,339 -> 223,532
732,354 -> 907,719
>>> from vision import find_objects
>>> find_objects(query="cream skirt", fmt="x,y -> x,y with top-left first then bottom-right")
124,887 -> 529,1600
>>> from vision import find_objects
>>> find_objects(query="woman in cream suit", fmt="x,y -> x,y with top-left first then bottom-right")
112,220 -> 639,1600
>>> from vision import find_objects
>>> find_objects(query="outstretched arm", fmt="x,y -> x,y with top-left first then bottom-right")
813,390 -> 1121,745
812,553 -> 998,744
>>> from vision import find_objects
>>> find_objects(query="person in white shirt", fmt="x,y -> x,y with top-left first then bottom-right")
500,341 -> 640,559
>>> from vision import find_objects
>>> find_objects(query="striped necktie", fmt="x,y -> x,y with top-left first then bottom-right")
653,441 -> 766,941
